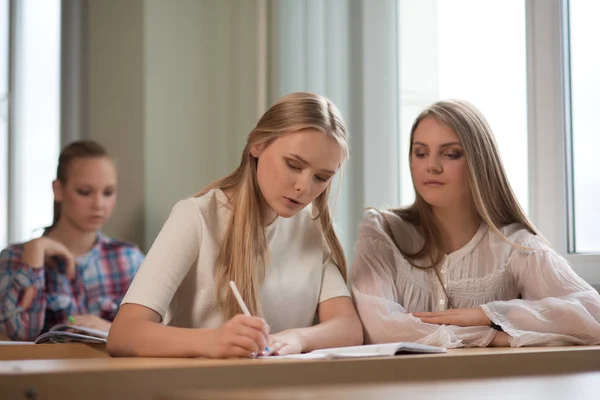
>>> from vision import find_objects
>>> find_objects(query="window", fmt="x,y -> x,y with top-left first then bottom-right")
0,0 -> 8,249
392,0 -> 600,284
4,0 -> 61,246
398,0 -> 528,210
565,0 -> 600,254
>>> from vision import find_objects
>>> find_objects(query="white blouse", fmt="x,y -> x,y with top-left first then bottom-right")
350,209 -> 600,348
122,189 -> 350,334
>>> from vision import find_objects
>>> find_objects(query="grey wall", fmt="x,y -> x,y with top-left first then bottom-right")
86,0 -> 146,248
84,0 -> 265,250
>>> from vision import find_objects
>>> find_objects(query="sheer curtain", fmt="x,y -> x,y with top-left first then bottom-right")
268,0 -> 400,262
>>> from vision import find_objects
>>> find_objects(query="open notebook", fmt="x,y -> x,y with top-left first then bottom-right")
33,324 -> 108,344
265,342 -> 446,360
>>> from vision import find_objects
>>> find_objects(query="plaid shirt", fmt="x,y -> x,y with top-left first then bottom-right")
0,233 -> 144,341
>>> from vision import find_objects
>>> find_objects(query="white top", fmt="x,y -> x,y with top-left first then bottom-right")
122,189 -> 349,334
350,209 -> 600,348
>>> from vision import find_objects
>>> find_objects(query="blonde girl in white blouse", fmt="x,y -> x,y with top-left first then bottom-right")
351,99 -> 600,348
108,92 -> 362,358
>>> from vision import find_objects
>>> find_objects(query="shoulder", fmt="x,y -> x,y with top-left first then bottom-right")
494,223 -> 550,252
358,208 -> 417,242
173,189 -> 230,225
0,243 -> 25,260
485,223 -> 555,265
97,234 -> 143,257
100,236 -> 140,252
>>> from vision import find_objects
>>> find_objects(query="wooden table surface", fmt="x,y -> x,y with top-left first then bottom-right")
158,371 -> 600,400
0,342 -> 109,361
1,345 -> 599,400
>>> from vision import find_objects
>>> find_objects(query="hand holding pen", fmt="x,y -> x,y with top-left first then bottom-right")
206,281 -> 269,359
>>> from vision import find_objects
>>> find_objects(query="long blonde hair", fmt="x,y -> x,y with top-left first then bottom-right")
196,92 -> 349,319
392,99 -> 541,269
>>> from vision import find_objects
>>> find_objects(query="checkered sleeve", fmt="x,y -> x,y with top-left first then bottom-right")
0,247 -> 47,341
99,244 -> 145,321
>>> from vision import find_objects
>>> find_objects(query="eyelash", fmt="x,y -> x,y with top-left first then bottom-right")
76,189 -> 115,197
413,151 -> 463,159
286,161 -> 328,183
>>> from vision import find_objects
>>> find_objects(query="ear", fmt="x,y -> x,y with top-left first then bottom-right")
52,180 -> 64,202
250,142 -> 266,158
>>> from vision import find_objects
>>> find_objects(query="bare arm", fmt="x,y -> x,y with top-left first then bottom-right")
107,303 -> 269,358
269,296 -> 363,355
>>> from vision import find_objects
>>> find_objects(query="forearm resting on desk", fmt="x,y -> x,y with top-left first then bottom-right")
292,297 -> 363,353
107,304 -> 215,358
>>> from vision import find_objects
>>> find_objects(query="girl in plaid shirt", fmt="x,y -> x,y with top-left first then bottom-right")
0,140 -> 144,341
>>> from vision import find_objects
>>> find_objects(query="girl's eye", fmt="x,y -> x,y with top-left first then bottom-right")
444,151 -> 463,159
77,189 -> 91,196
286,161 -> 302,170
103,190 -> 115,197
314,175 -> 328,183
413,152 -> 426,159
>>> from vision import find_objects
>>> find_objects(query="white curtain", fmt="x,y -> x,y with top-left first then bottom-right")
268,0 -> 400,262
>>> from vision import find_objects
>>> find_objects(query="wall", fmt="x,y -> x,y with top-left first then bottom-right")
86,0 -> 146,247
85,0 -> 264,250
143,0 -> 265,248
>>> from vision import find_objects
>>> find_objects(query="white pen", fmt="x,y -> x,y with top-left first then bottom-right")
229,280 -> 251,316
229,280 -> 270,356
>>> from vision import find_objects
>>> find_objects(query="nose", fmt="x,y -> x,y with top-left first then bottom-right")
92,192 -> 104,209
426,154 -> 443,174
294,173 -> 311,197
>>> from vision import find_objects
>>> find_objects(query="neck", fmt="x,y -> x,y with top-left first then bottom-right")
432,204 -> 480,255
262,205 -> 278,226
224,187 -> 277,227
47,220 -> 98,258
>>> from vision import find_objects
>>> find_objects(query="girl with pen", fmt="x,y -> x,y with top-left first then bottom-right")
108,92 -> 363,358
350,100 -> 600,348
0,140 -> 144,341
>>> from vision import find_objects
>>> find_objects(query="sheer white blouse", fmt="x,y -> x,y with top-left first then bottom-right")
350,209 -> 600,348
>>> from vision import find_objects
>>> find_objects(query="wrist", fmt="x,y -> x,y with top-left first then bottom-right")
22,240 -> 45,267
195,328 -> 218,358
291,329 -> 308,353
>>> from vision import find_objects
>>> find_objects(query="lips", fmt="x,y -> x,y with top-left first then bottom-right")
424,180 -> 445,186
283,196 -> 304,207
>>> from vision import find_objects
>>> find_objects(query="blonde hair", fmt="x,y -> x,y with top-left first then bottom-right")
391,99 -> 542,269
196,92 -> 349,319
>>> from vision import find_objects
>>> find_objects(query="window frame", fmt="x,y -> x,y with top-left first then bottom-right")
361,0 -> 600,285
527,0 -> 600,285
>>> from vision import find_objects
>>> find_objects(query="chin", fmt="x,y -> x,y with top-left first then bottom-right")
420,195 -> 448,209
81,223 -> 103,232
273,201 -> 306,219
274,207 -> 300,219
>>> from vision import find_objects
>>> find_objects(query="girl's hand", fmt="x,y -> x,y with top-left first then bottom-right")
208,314 -> 269,359
412,307 -> 491,327
70,314 -> 112,332
267,330 -> 304,356
19,238 -> 76,310
22,237 -> 76,279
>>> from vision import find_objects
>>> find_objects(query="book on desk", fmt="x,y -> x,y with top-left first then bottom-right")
266,342 -> 446,360
0,324 -> 107,345
33,324 -> 108,344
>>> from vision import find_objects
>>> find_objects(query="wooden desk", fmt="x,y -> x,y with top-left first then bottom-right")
158,371 -> 600,400
0,343 -> 109,361
1,346 -> 599,400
